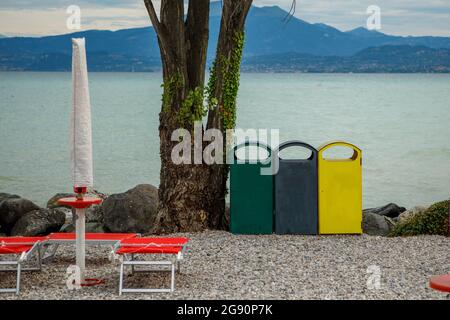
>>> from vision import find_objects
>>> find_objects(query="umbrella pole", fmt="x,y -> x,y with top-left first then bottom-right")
75,208 -> 86,284
57,194 -> 102,289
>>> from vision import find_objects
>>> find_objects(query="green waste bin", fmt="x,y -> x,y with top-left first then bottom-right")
230,141 -> 273,234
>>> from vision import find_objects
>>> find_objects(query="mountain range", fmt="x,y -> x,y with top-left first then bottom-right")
1,2 -> 450,72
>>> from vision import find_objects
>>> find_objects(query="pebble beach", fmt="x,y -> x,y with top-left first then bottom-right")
1,231 -> 449,300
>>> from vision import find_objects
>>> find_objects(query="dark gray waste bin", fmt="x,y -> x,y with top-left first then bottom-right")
274,141 -> 318,235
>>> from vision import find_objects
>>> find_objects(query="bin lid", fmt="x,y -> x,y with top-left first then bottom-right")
274,140 -> 317,161
233,140 -> 272,164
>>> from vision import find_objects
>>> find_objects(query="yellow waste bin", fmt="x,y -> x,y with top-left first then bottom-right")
318,141 -> 362,234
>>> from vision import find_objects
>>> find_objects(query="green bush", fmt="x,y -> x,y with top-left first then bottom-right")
390,200 -> 449,236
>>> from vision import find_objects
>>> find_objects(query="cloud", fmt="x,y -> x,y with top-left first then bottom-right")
0,0 -> 449,36
0,0 -> 143,10
0,5 -> 150,36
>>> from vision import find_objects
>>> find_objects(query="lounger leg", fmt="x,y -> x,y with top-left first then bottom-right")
119,262 -> 124,296
37,246 -> 42,271
16,263 -> 21,295
171,262 -> 175,292
119,260 -> 176,294
42,243 -> 60,263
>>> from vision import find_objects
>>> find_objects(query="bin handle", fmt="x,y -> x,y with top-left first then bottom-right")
317,141 -> 361,161
233,141 -> 272,161
275,140 -> 317,161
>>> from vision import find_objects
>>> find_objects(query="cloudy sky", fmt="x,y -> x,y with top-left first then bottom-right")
1,0 -> 450,37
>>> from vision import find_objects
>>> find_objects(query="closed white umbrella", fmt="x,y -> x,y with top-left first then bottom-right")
57,38 -> 101,287
71,38 -> 93,191
71,37 -> 91,285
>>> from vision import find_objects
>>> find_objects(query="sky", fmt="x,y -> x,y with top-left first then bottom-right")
1,0 -> 450,37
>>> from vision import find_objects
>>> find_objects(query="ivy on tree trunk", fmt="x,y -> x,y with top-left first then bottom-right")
144,0 -> 252,233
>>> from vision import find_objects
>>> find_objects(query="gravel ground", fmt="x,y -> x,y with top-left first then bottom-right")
1,231 -> 449,300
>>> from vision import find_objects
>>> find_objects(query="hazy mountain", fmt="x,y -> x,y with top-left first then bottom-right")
1,2 -> 450,72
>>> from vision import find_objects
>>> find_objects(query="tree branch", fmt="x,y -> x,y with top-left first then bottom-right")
185,0 -> 210,89
144,0 -> 162,35
283,0 -> 296,23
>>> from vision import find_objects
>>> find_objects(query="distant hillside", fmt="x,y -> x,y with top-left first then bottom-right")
242,46 -> 450,73
1,2 -> 450,72
2,45 -> 448,73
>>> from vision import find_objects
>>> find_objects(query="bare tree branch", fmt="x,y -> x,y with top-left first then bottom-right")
144,0 -> 163,36
283,0 -> 296,24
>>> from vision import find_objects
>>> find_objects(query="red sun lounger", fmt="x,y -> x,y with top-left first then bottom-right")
42,232 -> 139,261
114,237 -> 189,294
0,237 -> 46,295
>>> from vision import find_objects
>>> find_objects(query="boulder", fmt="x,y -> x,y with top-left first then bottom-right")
362,211 -> 395,236
85,222 -> 106,233
57,207 -> 73,224
86,204 -> 104,223
46,193 -> 75,209
103,184 -> 158,234
60,223 -> 75,233
0,196 -> 40,234
397,206 -> 427,224
60,222 -> 105,233
11,208 -> 65,236
363,203 -> 406,218
0,193 -> 20,202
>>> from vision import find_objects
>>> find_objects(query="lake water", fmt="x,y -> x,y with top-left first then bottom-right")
0,72 -> 449,208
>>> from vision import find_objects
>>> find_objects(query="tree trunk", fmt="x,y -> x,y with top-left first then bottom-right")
206,0 -> 252,229
144,0 -> 252,233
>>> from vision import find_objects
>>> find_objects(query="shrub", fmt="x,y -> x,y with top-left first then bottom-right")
390,200 -> 449,236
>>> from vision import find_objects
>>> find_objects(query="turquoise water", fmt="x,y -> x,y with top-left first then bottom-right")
0,72 -> 449,208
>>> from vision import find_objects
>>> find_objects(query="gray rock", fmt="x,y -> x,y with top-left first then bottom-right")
0,193 -> 20,202
11,208 -> 65,236
60,223 -> 74,233
86,204 -> 104,223
60,222 -> 105,233
56,207 -> 73,224
103,184 -> 158,234
362,211 -> 393,236
0,196 -> 40,234
86,222 -> 106,233
363,203 -> 406,218
46,193 -> 75,209
397,206 -> 427,224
